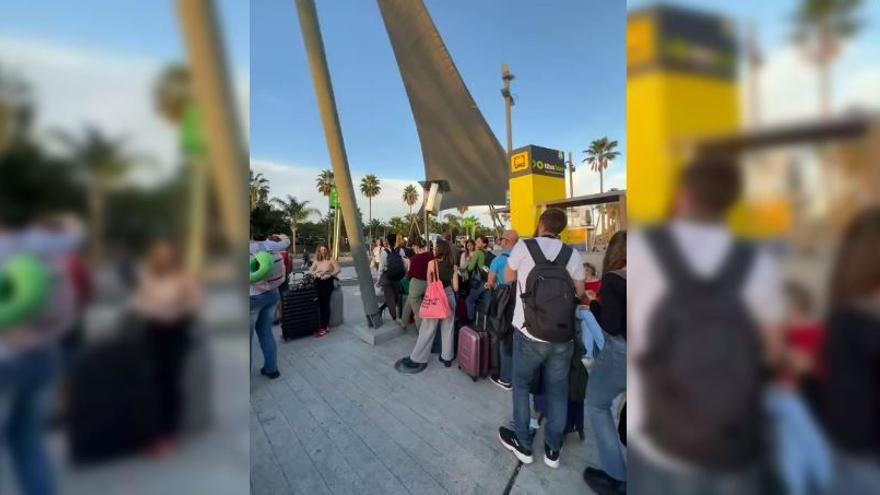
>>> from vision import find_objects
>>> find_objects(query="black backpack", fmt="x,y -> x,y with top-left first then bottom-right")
639,227 -> 765,471
384,248 -> 406,281
519,239 -> 577,343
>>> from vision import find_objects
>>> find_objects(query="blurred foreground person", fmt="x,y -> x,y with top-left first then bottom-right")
129,240 -> 201,455
250,229 -> 289,379
0,216 -> 81,495
825,208 -> 880,495
583,230 -> 627,493
628,158 -> 785,495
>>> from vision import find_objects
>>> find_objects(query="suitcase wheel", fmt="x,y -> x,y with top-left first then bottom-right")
471,377 -> 477,382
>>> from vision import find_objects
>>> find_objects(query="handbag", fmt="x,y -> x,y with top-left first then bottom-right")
419,262 -> 451,320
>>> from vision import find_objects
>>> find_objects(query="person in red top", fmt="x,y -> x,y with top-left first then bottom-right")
400,237 -> 434,329
780,281 -> 826,414
583,262 -> 602,305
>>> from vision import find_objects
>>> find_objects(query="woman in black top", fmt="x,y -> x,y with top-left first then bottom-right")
824,208 -> 880,494
583,230 -> 628,491
395,240 -> 459,374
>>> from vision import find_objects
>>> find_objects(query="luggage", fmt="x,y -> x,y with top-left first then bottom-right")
534,394 -> 585,440
281,281 -> 320,340
68,333 -> 161,465
328,280 -> 344,327
457,322 -> 490,381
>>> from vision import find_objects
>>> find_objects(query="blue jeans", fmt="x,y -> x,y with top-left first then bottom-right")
465,279 -> 488,321
250,289 -> 279,374
499,338 -> 512,384
586,334 -> 627,481
511,331 -> 572,451
0,346 -> 60,495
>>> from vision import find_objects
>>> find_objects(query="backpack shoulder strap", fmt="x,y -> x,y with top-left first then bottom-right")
524,238 -> 549,265
644,226 -> 698,289
715,240 -> 756,292
554,244 -> 574,267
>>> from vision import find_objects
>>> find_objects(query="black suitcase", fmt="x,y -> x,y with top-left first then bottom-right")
68,334 -> 161,465
281,284 -> 320,340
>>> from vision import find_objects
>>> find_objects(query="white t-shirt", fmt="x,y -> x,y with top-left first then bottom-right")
507,237 -> 586,342
628,221 -> 785,471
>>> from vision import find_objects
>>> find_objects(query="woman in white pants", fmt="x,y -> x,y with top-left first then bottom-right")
395,239 -> 459,374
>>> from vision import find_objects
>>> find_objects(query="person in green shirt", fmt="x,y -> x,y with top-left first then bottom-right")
466,236 -> 490,321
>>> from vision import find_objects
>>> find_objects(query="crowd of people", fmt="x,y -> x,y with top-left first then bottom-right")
246,157 -> 880,495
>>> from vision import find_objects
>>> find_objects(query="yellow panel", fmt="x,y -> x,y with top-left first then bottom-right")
509,173 -> 566,238
627,71 -> 740,225
626,15 -> 656,70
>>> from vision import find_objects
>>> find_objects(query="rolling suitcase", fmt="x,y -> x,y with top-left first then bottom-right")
457,324 -> 490,381
328,280 -> 344,327
68,333 -> 161,464
282,275 -> 320,340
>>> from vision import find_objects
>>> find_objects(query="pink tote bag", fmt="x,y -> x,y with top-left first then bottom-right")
419,262 -> 451,320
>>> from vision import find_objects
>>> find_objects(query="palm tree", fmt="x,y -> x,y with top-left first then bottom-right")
444,213 -> 462,237
461,216 -> 479,240
315,169 -> 335,244
359,174 -> 382,241
402,184 -> 420,215
791,0 -> 863,118
0,65 -> 32,152
249,170 -> 270,211
388,216 -> 406,235
54,126 -> 143,266
582,137 -> 620,194
273,195 -> 318,255
316,169 -> 335,197
367,218 -> 384,238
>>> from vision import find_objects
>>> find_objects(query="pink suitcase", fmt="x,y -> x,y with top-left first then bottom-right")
458,325 -> 490,381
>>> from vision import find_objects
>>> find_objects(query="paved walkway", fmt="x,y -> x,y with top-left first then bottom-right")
250,286 -> 606,494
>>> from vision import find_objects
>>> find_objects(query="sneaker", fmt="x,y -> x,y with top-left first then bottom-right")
543,443 -> 561,469
260,368 -> 281,379
394,357 -> 427,374
489,375 -> 512,391
498,426 -> 533,464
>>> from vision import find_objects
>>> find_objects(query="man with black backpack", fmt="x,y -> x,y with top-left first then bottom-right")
627,158 -> 785,494
498,208 -> 585,469
377,233 -> 405,325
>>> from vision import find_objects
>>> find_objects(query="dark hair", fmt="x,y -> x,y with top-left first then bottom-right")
539,208 -> 568,235
250,222 -> 267,241
409,237 -> 424,249
478,236 -> 489,246
465,239 -> 476,252
386,233 -> 397,247
602,230 -> 627,276
829,207 -> 880,308
584,262 -> 598,278
434,239 -> 453,267
680,157 -> 742,219
784,281 -> 814,316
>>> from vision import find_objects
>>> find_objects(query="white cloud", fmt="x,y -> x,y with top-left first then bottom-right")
0,35 -> 249,185
750,42 -> 880,125
251,159 -> 504,227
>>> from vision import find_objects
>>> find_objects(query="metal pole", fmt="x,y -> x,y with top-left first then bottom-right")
567,151 -> 575,199
176,0 -> 247,258
501,64 -> 514,155
295,0 -> 382,327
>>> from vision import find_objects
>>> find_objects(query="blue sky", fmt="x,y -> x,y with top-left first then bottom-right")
0,0 -> 248,71
0,1 -> 249,182
251,0 -> 628,201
